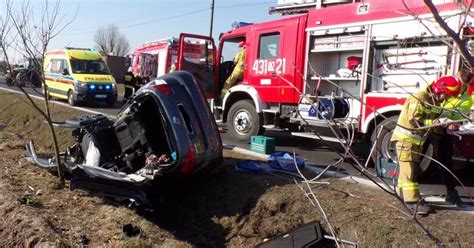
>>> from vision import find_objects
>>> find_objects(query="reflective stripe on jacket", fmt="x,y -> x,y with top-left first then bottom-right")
391,89 -> 440,145
392,126 -> 424,145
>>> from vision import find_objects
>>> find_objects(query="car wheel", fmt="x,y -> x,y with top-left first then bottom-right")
6,77 -> 13,86
30,72 -> 41,87
227,99 -> 263,142
68,91 -> 77,106
370,115 -> 432,172
16,72 -> 27,87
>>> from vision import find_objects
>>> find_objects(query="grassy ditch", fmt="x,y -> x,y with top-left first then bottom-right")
0,91 -> 80,152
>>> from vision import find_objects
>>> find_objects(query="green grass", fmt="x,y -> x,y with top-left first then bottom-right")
0,92 -> 86,152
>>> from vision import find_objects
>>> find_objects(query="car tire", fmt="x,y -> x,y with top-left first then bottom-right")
370,115 -> 433,172
68,90 -> 77,106
6,77 -> 13,86
16,72 -> 27,87
227,99 -> 263,142
30,72 -> 41,87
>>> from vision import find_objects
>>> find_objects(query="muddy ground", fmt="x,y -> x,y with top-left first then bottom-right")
1,92 -> 474,247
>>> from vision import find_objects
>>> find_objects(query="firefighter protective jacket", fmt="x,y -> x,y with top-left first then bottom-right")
440,89 -> 472,120
391,89 -> 442,146
231,48 -> 246,81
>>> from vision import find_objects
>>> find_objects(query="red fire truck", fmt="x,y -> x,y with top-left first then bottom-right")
206,0 -> 474,164
132,37 -> 214,91
135,0 -> 474,165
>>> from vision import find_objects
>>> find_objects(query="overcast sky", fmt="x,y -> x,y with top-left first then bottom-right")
2,0 -> 278,61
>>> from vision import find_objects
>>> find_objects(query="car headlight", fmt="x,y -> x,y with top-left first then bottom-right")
74,80 -> 87,89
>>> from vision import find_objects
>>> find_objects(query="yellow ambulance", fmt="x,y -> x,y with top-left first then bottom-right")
43,47 -> 117,106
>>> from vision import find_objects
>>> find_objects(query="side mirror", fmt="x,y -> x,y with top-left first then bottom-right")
62,68 -> 69,75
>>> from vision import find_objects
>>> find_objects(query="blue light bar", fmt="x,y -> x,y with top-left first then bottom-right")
231,21 -> 253,29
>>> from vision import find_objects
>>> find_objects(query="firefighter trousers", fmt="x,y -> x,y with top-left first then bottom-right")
395,140 -> 423,203
430,133 -> 457,190
220,74 -> 242,98
124,84 -> 135,100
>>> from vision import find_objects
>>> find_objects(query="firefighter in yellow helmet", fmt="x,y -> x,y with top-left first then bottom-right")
391,76 -> 462,215
220,40 -> 246,98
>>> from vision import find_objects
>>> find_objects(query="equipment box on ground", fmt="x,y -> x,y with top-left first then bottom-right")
250,136 -> 275,154
376,158 -> 399,179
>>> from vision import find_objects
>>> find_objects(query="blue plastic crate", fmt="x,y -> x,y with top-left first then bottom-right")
250,135 -> 275,154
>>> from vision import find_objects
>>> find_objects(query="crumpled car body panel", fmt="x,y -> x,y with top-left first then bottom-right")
26,71 -> 223,204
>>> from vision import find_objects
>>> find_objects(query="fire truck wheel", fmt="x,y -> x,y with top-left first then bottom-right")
227,100 -> 263,141
370,115 -> 398,164
370,115 -> 433,172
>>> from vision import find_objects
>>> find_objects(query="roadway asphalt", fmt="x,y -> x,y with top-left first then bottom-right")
0,78 -> 473,204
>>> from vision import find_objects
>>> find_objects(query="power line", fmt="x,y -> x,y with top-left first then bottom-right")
216,1 -> 274,8
120,8 -> 209,29
61,1 -> 274,36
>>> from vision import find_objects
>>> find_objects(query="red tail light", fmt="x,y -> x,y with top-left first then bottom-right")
152,80 -> 172,95
180,145 -> 196,175
153,84 -> 172,95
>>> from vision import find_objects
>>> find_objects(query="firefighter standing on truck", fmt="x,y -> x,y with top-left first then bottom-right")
391,76 -> 462,215
123,67 -> 136,102
220,40 -> 246,98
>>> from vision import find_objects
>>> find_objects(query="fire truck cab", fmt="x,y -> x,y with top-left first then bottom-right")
210,0 -> 474,165
132,35 -> 216,98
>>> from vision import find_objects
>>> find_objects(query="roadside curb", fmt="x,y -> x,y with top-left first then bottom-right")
223,144 -> 270,160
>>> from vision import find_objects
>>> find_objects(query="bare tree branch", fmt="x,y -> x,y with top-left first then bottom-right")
1,0 -> 76,186
94,24 -> 130,56
424,0 -> 474,67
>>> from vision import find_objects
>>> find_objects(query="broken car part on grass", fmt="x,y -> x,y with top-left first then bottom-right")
26,71 -> 223,204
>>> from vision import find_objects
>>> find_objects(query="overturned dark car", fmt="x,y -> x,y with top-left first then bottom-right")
26,71 -> 223,204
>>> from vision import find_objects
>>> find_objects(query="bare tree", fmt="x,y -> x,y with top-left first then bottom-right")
0,0 -> 76,186
94,24 -> 130,56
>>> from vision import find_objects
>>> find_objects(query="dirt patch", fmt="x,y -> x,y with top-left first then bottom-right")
1,92 -> 474,247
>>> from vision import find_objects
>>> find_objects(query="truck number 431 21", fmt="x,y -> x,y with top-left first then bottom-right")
252,58 -> 286,75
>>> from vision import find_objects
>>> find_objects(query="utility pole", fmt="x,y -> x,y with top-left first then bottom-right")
209,0 -> 215,38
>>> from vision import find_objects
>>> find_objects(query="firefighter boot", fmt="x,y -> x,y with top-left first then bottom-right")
445,189 -> 464,206
405,202 -> 432,215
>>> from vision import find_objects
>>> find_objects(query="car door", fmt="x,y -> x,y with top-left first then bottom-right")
177,33 -> 216,98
